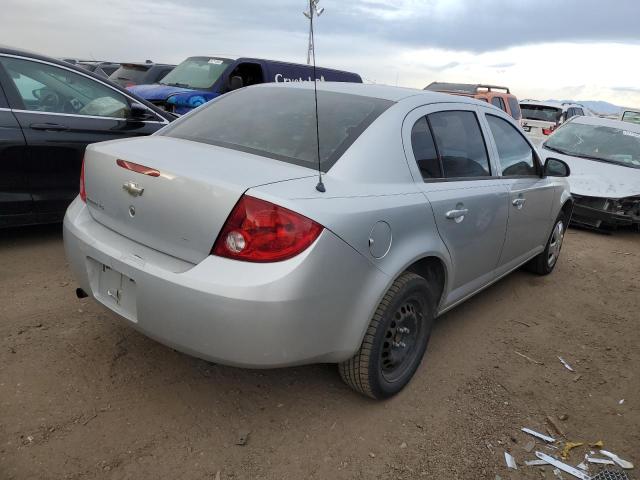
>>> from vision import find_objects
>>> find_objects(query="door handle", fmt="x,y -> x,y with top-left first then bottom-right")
30,122 -> 69,131
512,198 -> 526,209
445,208 -> 468,221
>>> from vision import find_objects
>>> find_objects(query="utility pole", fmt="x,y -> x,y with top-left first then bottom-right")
304,0 -> 324,65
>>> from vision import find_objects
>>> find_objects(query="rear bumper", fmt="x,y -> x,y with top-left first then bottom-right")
63,198 -> 389,367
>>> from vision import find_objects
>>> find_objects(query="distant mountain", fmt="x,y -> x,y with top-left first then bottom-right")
548,99 -> 621,116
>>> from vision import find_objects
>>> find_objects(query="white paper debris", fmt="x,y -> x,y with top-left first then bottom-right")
586,457 -> 615,465
525,459 -> 549,466
558,356 -> 575,372
618,399 -> 625,405
505,452 -> 517,469
535,452 -> 591,480
522,427 -> 555,443
599,450 -> 634,469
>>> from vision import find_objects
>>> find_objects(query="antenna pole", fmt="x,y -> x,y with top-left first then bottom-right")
305,0 -> 325,192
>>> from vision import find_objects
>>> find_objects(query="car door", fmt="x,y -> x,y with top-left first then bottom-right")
0,54 -> 168,216
484,113 -> 554,271
0,69 -> 31,220
403,105 -> 510,307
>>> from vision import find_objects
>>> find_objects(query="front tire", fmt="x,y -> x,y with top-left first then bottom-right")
339,272 -> 434,399
527,213 -> 566,275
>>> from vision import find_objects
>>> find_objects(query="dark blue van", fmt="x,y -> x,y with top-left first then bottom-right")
129,56 -> 363,115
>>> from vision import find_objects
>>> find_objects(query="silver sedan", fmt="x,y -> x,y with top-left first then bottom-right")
64,82 -> 572,399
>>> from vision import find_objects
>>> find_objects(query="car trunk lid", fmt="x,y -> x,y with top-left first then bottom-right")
83,136 -> 314,264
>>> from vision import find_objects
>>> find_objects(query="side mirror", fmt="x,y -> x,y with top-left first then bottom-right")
128,103 -> 155,121
544,157 -> 570,177
229,76 -> 244,91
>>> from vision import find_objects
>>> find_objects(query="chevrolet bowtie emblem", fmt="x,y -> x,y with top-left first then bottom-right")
123,181 -> 144,197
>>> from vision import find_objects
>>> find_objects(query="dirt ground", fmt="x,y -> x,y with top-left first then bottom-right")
1,224 -> 638,480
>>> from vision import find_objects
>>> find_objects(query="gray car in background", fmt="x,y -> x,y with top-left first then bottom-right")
63,83 -> 572,399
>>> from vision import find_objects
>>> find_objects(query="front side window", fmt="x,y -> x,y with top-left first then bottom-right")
621,110 -> 640,125
159,57 -> 233,90
410,117 -> 441,179
428,110 -> 491,178
487,114 -> 537,176
1,56 -> 129,118
162,87 -> 393,171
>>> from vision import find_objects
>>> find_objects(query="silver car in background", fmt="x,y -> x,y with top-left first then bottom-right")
64,83 -> 572,399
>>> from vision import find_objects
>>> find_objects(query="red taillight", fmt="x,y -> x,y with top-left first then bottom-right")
212,195 -> 323,262
79,157 -> 86,202
116,159 -> 160,177
542,125 -> 556,135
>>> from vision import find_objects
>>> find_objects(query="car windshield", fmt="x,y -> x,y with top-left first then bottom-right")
621,110 -> 640,125
162,87 -> 394,171
159,57 -> 232,89
521,104 -> 562,122
544,122 -> 640,169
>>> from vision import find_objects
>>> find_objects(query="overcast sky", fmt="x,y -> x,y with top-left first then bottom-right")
4,0 -> 640,106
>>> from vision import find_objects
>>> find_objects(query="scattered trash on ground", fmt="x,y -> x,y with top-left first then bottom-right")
504,451 -> 517,469
536,452 -> 591,480
590,441 -> 605,448
591,471 -> 630,480
515,350 -> 544,365
587,457 -> 615,465
522,427 -> 555,443
618,399 -> 625,405
558,356 -> 575,372
561,442 -> 585,460
599,450 -> 634,469
235,429 -> 250,446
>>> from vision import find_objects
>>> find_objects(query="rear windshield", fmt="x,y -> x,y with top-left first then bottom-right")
162,87 -> 394,171
110,64 -> 150,83
521,104 -> 562,123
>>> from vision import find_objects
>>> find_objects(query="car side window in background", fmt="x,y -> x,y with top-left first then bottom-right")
486,114 -> 537,176
0,56 -> 130,118
428,110 -> 491,178
410,117 -> 442,179
575,108 -> 584,116
507,97 -> 522,120
491,97 -> 506,111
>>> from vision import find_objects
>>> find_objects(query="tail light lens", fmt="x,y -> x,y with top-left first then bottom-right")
79,157 -> 86,202
212,195 -> 323,262
542,125 -> 556,135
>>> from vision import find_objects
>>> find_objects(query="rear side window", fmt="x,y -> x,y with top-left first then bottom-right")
486,114 -> 537,176
491,97 -> 506,112
411,117 -> 441,179
163,87 -> 393,171
507,97 -> 521,120
575,108 -> 584,116
110,64 -> 150,83
429,110 -> 491,178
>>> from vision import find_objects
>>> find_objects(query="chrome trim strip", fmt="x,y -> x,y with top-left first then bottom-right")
0,53 -> 170,124
10,108 -> 166,123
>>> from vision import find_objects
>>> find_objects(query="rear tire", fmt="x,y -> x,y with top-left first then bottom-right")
527,213 -> 566,275
339,272 -> 434,399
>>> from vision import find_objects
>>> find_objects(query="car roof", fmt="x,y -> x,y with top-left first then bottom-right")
425,82 -> 511,95
568,114 -> 640,134
519,100 -> 563,108
621,107 -> 640,114
254,81 -> 491,106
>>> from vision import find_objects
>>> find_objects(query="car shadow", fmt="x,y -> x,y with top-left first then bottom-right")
0,222 -> 62,249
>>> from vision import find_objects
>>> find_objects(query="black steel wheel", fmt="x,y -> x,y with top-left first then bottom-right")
339,272 -> 434,399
